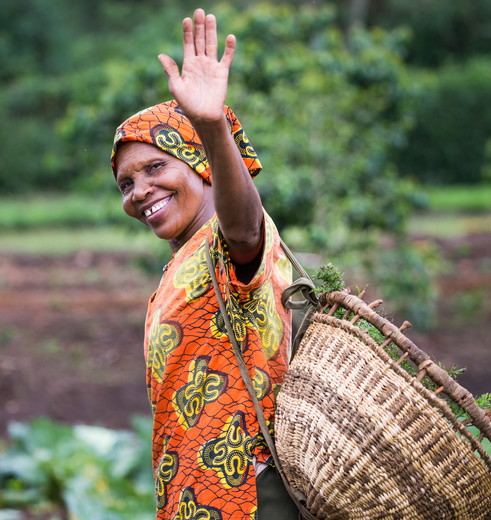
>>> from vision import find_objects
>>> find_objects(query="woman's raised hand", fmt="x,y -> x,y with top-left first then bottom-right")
158,9 -> 235,124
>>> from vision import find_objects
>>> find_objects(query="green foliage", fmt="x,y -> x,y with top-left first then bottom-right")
210,5 -> 432,324
220,5 -> 419,240
0,194 -> 126,231
0,227 -> 161,256
0,416 -> 155,519
370,240 -> 442,329
58,59 -> 166,194
396,59 -> 491,185
0,0 -> 178,195
314,263 -> 346,294
475,393 -> 491,411
311,234 -> 442,329
424,185 -> 491,212
466,426 -> 491,458
366,0 -> 491,67
408,213 -> 491,239
0,1 -> 442,326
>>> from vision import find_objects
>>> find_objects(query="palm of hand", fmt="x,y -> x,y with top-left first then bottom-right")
158,10 -> 235,124
171,55 -> 230,122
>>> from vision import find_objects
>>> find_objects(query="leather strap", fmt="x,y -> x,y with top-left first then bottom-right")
204,238 -> 319,520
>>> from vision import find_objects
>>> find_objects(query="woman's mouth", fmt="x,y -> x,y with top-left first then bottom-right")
144,197 -> 171,220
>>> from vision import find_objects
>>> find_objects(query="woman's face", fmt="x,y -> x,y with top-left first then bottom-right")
114,141 -> 214,251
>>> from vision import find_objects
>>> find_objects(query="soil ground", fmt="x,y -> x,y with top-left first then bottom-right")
0,232 -> 490,435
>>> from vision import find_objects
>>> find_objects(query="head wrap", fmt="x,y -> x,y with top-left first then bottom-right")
111,100 -> 262,183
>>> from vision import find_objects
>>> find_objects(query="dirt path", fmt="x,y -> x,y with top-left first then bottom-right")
0,233 -> 490,434
0,252 -> 159,433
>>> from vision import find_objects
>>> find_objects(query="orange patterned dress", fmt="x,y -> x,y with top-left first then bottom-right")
144,211 -> 292,519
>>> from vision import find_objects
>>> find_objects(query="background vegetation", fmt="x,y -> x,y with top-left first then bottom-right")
6,0 -> 490,325
1,0 -> 490,517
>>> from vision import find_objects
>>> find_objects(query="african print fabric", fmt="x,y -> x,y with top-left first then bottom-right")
111,100 -> 262,183
144,211 -> 292,519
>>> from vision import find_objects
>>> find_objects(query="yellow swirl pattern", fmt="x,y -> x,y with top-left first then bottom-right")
209,300 -> 248,343
251,417 -> 274,454
198,412 -> 253,489
156,437 -> 179,510
113,127 -> 123,144
210,309 -> 226,339
154,126 -> 207,173
208,218 -> 283,358
273,383 -> 281,404
176,144 -> 207,170
172,487 -> 222,520
253,368 -> 270,400
172,357 -> 226,431
243,282 -> 283,360
173,243 -> 211,303
234,128 -> 256,158
154,127 -> 183,148
147,310 -> 181,384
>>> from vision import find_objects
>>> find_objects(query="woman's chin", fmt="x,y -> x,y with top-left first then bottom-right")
150,227 -> 171,240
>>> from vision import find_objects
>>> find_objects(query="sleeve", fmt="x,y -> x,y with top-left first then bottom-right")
211,209 -> 279,295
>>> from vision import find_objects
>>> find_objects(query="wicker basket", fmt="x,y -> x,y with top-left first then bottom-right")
275,291 -> 491,520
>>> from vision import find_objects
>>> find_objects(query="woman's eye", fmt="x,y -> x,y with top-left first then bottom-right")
119,180 -> 132,194
147,162 -> 165,173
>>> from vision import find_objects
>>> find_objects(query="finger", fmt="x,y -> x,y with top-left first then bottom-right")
158,54 -> 180,82
182,17 -> 195,59
205,14 -> 217,60
220,34 -> 236,69
193,8 -> 206,55
158,55 -> 182,97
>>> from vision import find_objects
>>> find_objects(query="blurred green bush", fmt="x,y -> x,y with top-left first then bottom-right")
0,416 -> 155,519
331,0 -> 491,67
396,58 -> 491,185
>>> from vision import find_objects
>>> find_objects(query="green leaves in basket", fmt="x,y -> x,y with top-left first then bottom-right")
476,393 -> 491,410
314,263 -> 345,294
457,422 -> 491,458
470,394 -> 491,457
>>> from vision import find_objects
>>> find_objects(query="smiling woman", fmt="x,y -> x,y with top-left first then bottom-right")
115,141 -> 214,249
109,8 -> 297,520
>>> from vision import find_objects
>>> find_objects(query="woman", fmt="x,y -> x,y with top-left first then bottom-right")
112,9 -> 298,520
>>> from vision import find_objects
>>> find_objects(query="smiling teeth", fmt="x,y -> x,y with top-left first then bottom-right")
145,200 -> 168,217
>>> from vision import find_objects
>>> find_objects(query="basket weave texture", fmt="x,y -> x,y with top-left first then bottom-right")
275,295 -> 491,520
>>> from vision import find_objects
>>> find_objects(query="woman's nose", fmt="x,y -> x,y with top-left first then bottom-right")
132,177 -> 154,201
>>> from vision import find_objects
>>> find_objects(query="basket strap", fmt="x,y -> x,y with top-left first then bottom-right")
279,239 -> 319,360
205,239 -> 319,520
280,239 -> 318,311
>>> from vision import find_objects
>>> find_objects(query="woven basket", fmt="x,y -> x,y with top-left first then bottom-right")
275,291 -> 491,520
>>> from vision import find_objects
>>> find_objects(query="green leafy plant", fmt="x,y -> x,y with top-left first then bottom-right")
0,416 -> 155,519
314,263 -> 346,294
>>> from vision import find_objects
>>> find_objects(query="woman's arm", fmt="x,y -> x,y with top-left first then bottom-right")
158,9 -> 264,265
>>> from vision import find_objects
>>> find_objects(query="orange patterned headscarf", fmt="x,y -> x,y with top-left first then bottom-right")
111,100 -> 262,183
